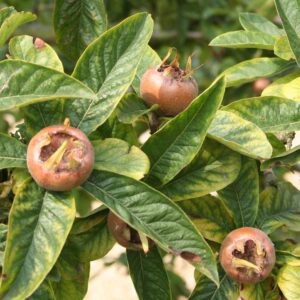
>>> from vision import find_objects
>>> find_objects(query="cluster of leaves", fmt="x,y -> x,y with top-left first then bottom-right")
0,0 -> 299,300
0,0 -> 277,88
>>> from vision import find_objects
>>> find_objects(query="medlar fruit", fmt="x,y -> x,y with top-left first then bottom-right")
219,227 -> 275,283
107,212 -> 153,251
27,121 -> 94,191
140,49 -> 198,116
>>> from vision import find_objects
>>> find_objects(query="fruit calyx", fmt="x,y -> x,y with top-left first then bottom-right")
231,239 -> 265,276
157,48 -> 200,81
39,118 -> 86,173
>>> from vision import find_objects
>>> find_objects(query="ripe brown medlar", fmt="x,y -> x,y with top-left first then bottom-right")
219,227 -> 275,283
107,212 -> 153,251
252,78 -> 270,96
140,49 -> 199,116
27,120 -> 94,191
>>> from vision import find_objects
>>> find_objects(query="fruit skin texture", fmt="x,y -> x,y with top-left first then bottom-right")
107,212 -> 152,251
140,67 -> 198,116
27,125 -> 94,191
252,78 -> 270,96
219,227 -> 275,283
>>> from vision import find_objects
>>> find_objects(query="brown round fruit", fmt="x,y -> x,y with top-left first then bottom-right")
107,212 -> 153,251
219,227 -> 275,283
252,78 -> 270,96
27,124 -> 94,191
140,52 -> 198,116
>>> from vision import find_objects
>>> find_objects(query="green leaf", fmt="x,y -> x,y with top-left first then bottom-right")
278,264 -> 300,300
276,240 -> 300,266
28,280 -> 56,300
239,12 -> 284,36
0,60 -> 96,111
21,101 -> 65,139
256,182 -> 300,234
0,9 -> 36,47
261,145 -> 300,170
189,268 -> 239,300
54,0 -> 107,61
67,208 -> 115,262
51,249 -> 89,300
116,93 -> 157,124
0,224 -> 7,267
239,283 -> 264,300
178,195 -> 235,243
127,246 -> 171,300
262,72 -> 300,100
0,179 -> 76,300
208,110 -> 273,159
8,35 -> 65,138
142,77 -> 226,187
223,96 -> 300,132
274,0 -> 300,66
0,134 -> 26,169
65,13 -> 153,135
132,46 -> 161,95
266,133 -> 286,157
160,139 -> 241,201
82,170 -> 219,285
222,58 -> 292,87
0,7 -> 16,26
209,31 -> 277,50
9,35 -> 63,71
218,157 -> 259,227
274,36 -> 295,60
109,120 -> 139,146
93,138 -> 150,180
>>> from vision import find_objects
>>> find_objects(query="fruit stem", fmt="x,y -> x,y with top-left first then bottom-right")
138,230 -> 149,254
232,257 -> 261,272
44,140 -> 68,171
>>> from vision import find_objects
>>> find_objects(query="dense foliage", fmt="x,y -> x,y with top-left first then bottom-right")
0,0 -> 299,299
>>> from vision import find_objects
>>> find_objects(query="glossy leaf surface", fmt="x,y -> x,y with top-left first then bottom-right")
218,157 -> 259,227
275,0 -> 300,66
9,35 -> 63,71
256,182 -> 300,234
239,12 -> 283,36
127,246 -> 171,300
161,139 -> 241,201
179,195 -> 235,243
0,134 -> 27,169
210,31 -> 276,50
224,96 -> 300,132
65,13 -> 153,135
93,138 -> 150,180
54,0 -> 107,61
0,179 -> 76,300
82,170 -> 219,284
223,58 -> 292,87
208,110 -> 272,159
142,77 -> 225,186
0,60 -> 96,111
